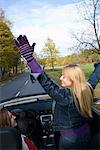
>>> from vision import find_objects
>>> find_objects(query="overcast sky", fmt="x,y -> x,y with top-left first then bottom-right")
0,0 -> 96,56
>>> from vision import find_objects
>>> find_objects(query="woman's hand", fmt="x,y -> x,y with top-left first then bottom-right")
15,35 -> 34,62
15,35 -> 42,73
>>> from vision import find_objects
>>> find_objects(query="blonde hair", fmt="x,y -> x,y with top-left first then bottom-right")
0,108 -> 12,127
63,64 -> 93,118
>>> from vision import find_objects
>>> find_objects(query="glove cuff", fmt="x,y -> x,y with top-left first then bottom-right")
28,59 -> 42,73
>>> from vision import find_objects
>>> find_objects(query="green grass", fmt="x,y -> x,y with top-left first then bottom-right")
81,63 -> 94,80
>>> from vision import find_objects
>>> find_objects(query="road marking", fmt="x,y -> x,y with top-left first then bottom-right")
15,91 -> 20,97
0,83 -> 5,86
25,80 -> 28,85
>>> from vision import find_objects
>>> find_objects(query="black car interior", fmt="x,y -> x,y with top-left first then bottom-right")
8,99 -> 57,149
0,127 -> 22,150
0,98 -> 100,150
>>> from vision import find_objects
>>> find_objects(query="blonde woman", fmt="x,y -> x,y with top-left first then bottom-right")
15,35 -> 100,149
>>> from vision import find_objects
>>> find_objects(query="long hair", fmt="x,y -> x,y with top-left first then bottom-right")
0,108 -> 12,127
63,64 -> 93,118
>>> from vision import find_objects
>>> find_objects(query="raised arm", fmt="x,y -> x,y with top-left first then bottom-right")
88,61 -> 100,89
15,35 -> 71,106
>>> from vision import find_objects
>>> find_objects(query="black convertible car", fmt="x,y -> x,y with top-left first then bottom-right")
0,73 -> 100,150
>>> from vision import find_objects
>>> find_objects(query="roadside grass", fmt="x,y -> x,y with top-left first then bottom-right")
81,63 -> 94,80
46,63 -> 100,98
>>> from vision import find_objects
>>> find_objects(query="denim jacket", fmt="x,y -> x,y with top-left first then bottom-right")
88,61 -> 100,89
37,62 -> 100,131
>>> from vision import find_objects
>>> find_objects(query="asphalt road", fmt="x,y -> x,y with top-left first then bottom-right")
0,72 -> 46,102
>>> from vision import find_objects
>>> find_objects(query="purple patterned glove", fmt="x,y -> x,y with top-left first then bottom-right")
15,35 -> 42,73
32,42 -> 36,52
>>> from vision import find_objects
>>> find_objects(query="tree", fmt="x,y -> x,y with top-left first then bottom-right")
79,48 -> 100,62
73,0 -> 100,54
0,10 -> 20,78
42,38 -> 60,69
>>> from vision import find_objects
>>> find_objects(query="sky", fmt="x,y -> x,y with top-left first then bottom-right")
0,0 -> 94,56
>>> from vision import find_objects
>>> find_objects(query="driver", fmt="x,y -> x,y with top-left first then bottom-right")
0,107 -> 38,150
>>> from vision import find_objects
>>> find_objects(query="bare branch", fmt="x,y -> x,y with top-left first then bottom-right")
73,0 -> 100,54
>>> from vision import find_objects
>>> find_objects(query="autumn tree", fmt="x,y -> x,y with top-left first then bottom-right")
79,48 -> 100,62
73,0 -> 100,54
42,38 -> 60,69
0,9 -> 20,78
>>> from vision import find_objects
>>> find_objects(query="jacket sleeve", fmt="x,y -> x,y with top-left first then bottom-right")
37,72 -> 72,106
88,61 -> 100,89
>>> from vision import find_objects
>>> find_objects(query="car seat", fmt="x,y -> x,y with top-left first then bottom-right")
89,132 -> 100,149
88,98 -> 100,149
0,127 -> 22,150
